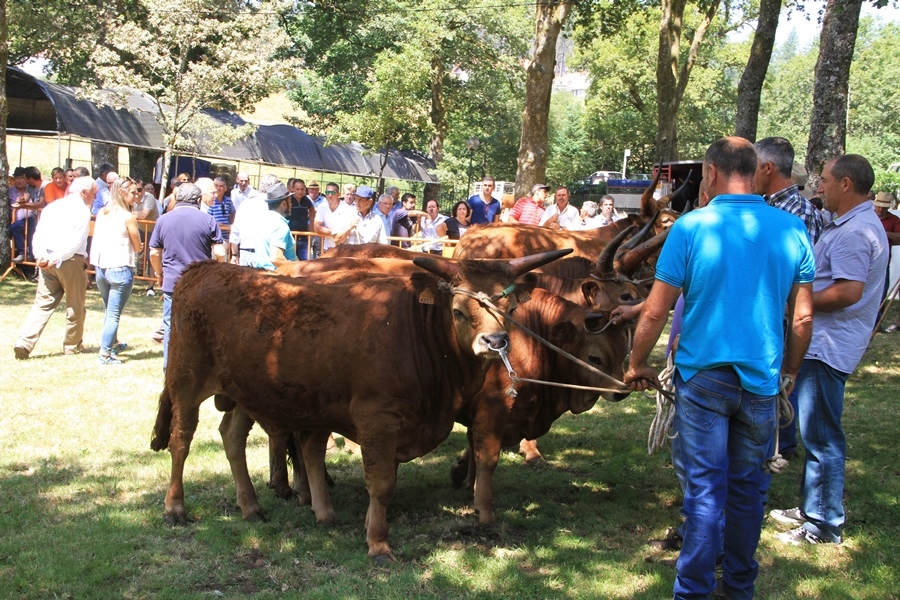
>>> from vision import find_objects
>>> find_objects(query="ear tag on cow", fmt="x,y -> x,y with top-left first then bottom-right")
418,288 -> 435,305
516,289 -> 531,303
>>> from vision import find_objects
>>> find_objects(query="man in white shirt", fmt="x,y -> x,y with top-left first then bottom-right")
230,174 -> 277,266
539,186 -> 581,230
315,182 -> 357,250
14,176 -> 96,359
230,172 -> 256,212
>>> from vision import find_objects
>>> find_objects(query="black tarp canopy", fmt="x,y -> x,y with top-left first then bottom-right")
5,67 -> 437,183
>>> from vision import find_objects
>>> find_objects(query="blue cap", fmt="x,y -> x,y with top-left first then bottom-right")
356,185 -> 375,199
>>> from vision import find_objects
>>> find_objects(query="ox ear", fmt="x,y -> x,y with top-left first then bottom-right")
581,280 -> 601,306
550,321 -> 579,346
513,272 -> 538,303
410,271 -> 442,304
413,256 -> 459,281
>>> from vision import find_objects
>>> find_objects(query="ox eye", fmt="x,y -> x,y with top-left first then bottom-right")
588,355 -> 602,366
453,309 -> 467,322
620,293 -> 634,302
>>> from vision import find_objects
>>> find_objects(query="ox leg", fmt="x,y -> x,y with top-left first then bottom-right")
359,430 -> 399,562
267,433 -> 294,500
164,392 -> 202,526
289,432 -> 312,505
450,445 -> 472,490
519,438 -> 544,464
298,430 -> 336,526
218,407 -> 266,522
470,403 -> 508,525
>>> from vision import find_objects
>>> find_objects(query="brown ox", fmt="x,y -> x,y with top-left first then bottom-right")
150,251 -> 567,561
453,221 -> 633,260
454,288 -> 632,522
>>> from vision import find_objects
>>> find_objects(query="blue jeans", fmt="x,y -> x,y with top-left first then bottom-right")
96,266 -> 134,354
796,358 -> 849,543
673,369 -> 775,600
162,291 -> 173,371
295,238 -> 309,261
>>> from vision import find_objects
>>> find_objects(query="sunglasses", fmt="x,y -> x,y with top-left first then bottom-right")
324,190 -> 338,195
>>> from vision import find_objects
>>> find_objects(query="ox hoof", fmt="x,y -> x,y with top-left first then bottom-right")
370,552 -> 397,566
315,514 -> 337,528
270,483 -> 294,500
243,510 -> 269,523
164,510 -> 189,527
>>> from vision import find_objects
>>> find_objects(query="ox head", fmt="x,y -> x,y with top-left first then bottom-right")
414,249 -> 573,358
551,309 -> 632,407
582,224 -> 646,311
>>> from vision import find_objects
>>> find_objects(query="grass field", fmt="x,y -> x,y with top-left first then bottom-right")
0,275 -> 898,599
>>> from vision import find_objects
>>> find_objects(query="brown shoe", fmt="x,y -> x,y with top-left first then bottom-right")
63,343 -> 85,355
14,346 -> 30,360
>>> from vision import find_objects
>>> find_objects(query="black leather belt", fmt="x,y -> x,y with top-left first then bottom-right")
242,248 -> 256,253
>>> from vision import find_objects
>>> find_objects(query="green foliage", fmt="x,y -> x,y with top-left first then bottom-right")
574,4 -> 745,172
546,92 -> 594,186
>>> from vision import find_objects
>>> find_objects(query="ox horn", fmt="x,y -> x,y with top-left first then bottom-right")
616,227 -> 671,275
508,248 -> 574,277
413,256 -> 459,280
667,170 -> 693,211
641,159 -> 665,217
594,225 -> 635,277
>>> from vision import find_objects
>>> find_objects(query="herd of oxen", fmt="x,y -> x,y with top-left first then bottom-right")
150,170 -> 696,562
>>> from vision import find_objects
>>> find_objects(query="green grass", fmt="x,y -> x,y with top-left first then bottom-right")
1,276 -> 898,599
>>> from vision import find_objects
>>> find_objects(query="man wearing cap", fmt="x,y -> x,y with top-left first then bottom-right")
315,182 -> 357,251
539,186 -> 581,230
252,182 -> 298,270
9,167 -> 40,263
347,185 -> 387,245
149,182 -> 225,369
873,192 -> 900,331
509,183 -> 549,225
230,174 -> 281,266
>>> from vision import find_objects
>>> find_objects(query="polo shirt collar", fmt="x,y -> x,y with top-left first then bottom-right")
829,199 -> 873,227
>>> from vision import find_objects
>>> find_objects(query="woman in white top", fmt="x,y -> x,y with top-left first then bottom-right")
90,176 -> 143,364
420,198 -> 449,254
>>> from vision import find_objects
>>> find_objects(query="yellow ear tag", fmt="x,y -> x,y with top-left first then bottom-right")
418,288 -> 435,305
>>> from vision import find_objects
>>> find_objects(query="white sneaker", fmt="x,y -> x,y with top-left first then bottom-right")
770,507 -> 806,527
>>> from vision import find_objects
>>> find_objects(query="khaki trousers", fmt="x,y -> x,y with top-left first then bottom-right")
16,256 -> 88,353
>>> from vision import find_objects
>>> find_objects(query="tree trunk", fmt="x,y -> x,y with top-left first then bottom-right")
91,141 -> 119,178
805,0 -> 863,191
656,0 -> 720,161
429,55 -> 447,165
0,0 -> 11,269
514,1 -> 573,199
128,147 -> 162,183
423,182 -> 441,205
734,0 -> 782,141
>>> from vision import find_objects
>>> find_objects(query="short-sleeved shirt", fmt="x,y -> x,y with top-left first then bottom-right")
509,197 -> 544,226
149,203 -> 223,293
655,194 -> 816,396
806,200 -> 888,373
43,183 -> 68,204
208,196 -> 236,230
468,193 -> 501,225
288,195 -> 315,233
348,211 -> 388,245
766,184 -> 823,244
255,210 -> 297,270
539,203 -> 581,230
878,211 -> 900,247
315,200 -> 356,250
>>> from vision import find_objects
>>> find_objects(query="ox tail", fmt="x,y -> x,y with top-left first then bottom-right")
150,387 -> 173,452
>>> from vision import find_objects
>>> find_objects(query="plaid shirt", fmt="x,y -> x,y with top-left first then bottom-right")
766,184 -> 823,244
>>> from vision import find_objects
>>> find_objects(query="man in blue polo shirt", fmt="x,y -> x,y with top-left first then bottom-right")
253,182 -> 298,271
149,182 -> 225,370
625,137 -> 815,600
468,176 -> 501,225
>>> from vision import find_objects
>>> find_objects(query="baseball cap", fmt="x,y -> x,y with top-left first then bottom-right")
531,183 -> 550,195
356,185 -> 375,199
